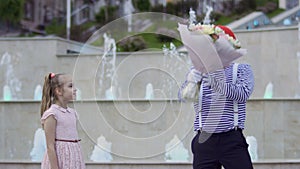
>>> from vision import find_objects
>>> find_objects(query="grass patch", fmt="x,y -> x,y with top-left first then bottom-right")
214,15 -> 235,25
80,21 -> 97,30
256,0 -> 278,6
267,8 -> 285,18
90,32 -> 183,52
139,33 -> 182,50
45,19 -> 65,36
90,38 -> 104,47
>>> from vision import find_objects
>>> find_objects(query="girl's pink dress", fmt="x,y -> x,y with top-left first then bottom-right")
41,104 -> 85,169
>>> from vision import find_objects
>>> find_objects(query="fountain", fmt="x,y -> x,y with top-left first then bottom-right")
34,85 -> 42,100
30,128 -> 46,162
90,135 -> 113,162
189,8 -> 197,24
144,83 -> 154,99
105,86 -> 115,100
169,42 -> 179,57
162,43 -> 186,99
264,82 -> 273,98
98,33 -> 119,99
246,136 -> 258,161
3,85 -> 12,101
203,5 -> 213,24
296,52 -> 300,98
164,135 -> 189,162
76,88 -> 82,100
298,18 -> 300,41
0,52 -> 22,100
297,52 -> 300,98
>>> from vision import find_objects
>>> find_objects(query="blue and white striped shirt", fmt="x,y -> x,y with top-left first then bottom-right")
180,63 -> 254,133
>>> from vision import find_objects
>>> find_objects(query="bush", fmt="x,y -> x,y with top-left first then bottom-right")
257,2 -> 277,13
166,2 -> 177,15
265,2 -> 277,12
70,25 -> 86,42
45,19 -> 65,36
151,3 -> 178,15
235,0 -> 257,14
151,4 -> 163,12
133,0 -> 151,12
117,36 -> 147,51
156,28 -> 178,43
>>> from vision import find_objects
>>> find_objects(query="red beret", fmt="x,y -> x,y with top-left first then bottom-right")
216,25 -> 236,40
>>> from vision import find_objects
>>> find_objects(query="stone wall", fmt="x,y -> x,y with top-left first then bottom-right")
1,27 -> 300,100
0,99 -> 300,162
235,26 -> 300,98
1,26 -> 300,163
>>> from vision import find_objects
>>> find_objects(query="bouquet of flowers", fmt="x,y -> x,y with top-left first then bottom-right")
188,23 -> 241,49
177,23 -> 247,73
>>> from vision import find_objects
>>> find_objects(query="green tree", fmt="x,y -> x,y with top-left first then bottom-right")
0,0 -> 24,31
236,0 -> 256,14
248,0 -> 257,10
95,6 -> 118,25
133,0 -> 151,12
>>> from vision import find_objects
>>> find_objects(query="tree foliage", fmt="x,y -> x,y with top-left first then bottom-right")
235,0 -> 257,14
95,6 -> 118,25
133,0 -> 151,12
0,0 -> 24,24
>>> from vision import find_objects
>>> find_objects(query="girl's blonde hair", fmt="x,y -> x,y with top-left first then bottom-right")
40,73 -> 65,117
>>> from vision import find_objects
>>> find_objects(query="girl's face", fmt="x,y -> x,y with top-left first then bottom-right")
59,75 -> 77,102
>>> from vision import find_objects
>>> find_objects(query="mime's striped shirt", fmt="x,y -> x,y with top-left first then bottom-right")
180,63 -> 254,133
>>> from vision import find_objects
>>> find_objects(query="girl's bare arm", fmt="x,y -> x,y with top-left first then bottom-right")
44,115 -> 59,169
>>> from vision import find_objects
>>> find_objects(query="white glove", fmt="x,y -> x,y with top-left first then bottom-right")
187,68 -> 203,83
202,74 -> 213,87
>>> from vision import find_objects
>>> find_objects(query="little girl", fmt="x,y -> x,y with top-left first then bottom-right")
40,72 -> 85,169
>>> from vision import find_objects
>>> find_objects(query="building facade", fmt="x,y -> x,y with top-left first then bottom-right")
279,0 -> 300,9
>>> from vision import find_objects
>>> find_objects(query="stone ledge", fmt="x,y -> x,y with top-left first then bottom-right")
1,160 -> 300,169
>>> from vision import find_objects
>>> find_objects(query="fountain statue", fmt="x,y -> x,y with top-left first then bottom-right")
90,135 -> 113,162
103,33 -> 116,56
165,135 -> 189,162
99,33 -> 119,99
123,0 -> 135,32
203,5 -> 213,24
189,8 -> 197,24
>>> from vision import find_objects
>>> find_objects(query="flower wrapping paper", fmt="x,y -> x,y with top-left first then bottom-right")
177,23 -> 247,73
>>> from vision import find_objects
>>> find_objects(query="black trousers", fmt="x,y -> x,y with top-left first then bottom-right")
191,129 -> 253,169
